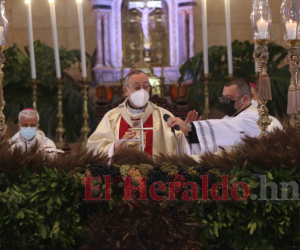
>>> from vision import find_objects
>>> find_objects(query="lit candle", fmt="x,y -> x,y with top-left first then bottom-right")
257,18 -> 269,39
201,0 -> 209,74
49,0 -> 61,79
285,19 -> 297,40
224,0 -> 233,75
25,0 -> 36,79
76,0 -> 87,78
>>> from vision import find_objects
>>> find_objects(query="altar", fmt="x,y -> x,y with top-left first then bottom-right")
89,0 -> 197,89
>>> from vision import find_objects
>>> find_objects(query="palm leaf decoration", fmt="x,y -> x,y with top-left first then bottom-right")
179,40 -> 289,118
3,41 -> 94,143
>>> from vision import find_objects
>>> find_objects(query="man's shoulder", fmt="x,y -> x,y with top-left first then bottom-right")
103,107 -> 122,119
222,107 -> 258,121
10,132 -> 21,142
236,105 -> 258,118
38,131 -> 56,148
44,137 -> 56,148
269,115 -> 283,129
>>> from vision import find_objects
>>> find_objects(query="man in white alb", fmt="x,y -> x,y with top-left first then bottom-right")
167,78 -> 266,155
10,109 -> 56,152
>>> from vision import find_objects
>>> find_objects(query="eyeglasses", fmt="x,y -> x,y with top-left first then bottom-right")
219,94 -> 244,105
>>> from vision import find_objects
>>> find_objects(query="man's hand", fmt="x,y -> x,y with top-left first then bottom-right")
185,110 -> 202,123
167,117 -> 189,136
114,132 -> 136,152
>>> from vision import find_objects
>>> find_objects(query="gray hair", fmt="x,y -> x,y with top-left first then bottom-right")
18,110 -> 40,123
124,69 -> 149,87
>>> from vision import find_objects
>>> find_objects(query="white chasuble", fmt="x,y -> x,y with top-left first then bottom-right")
10,130 -> 56,153
87,99 -> 186,157
187,105 -> 262,155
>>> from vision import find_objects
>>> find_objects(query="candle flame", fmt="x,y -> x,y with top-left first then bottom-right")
25,0 -> 31,3
289,19 -> 293,23
49,0 -> 55,3
76,0 -> 82,2
260,17 -> 264,22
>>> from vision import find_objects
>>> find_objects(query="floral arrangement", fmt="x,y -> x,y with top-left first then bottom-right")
1,126 -> 300,250
75,163 -> 227,219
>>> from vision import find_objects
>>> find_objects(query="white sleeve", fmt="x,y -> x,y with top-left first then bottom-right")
44,138 -> 57,149
192,111 -> 260,154
183,136 -> 192,155
108,142 -> 116,158
268,116 -> 283,131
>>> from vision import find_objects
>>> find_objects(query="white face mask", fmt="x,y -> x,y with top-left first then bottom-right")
127,88 -> 149,107
251,99 -> 258,108
21,127 -> 37,141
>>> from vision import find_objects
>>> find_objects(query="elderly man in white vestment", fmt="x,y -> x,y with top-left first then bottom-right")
87,70 -> 185,157
167,78 -> 276,155
10,109 -> 56,152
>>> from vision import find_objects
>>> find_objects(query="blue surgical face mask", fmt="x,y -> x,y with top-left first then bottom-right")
20,127 -> 37,141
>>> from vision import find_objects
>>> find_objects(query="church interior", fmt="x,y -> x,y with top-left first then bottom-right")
1,0 -> 300,249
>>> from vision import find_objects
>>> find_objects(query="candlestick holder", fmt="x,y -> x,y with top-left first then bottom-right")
253,39 -> 272,138
285,39 -> 300,128
202,74 -> 210,120
0,45 -> 7,137
143,48 -> 152,63
81,77 -> 90,148
30,79 -> 38,110
55,78 -> 65,149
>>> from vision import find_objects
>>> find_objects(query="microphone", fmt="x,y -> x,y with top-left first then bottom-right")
163,114 -> 180,131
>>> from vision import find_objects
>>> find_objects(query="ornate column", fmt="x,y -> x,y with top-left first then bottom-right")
95,10 -> 104,68
285,41 -> 300,127
251,0 -> 272,137
179,9 -> 188,64
187,9 -> 195,58
55,78 -> 65,149
280,0 -> 300,127
253,41 -> 272,137
103,12 -> 111,67
81,78 -> 90,148
203,74 -> 210,120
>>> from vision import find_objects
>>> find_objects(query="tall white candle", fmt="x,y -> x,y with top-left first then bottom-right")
49,0 -> 61,79
257,19 -> 269,39
76,0 -> 87,78
285,20 -> 297,40
224,0 -> 233,75
201,0 -> 209,74
25,0 -> 36,79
